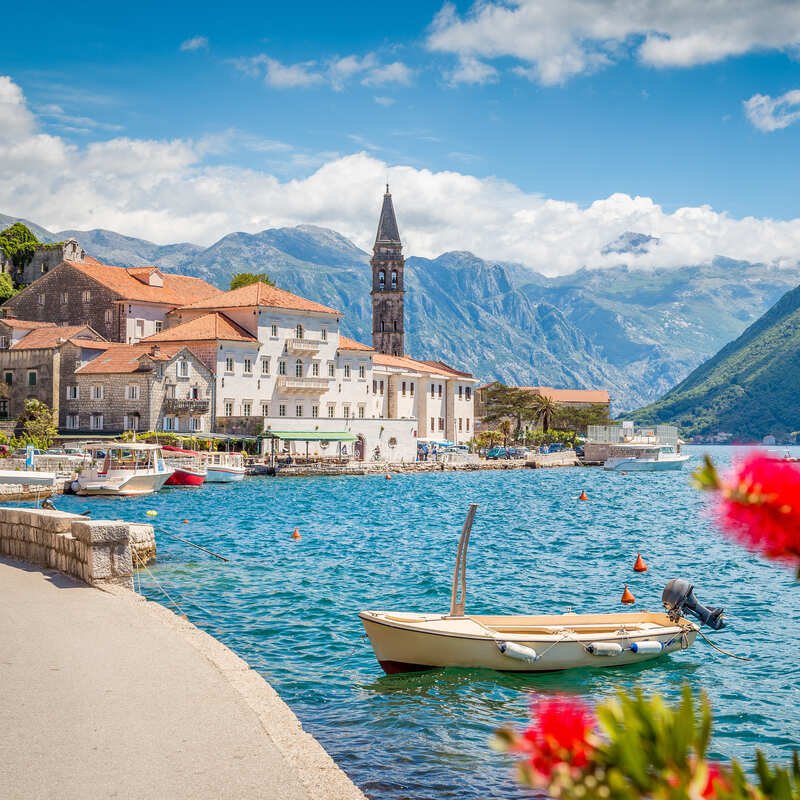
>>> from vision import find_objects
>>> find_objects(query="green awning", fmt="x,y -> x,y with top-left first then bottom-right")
263,431 -> 357,442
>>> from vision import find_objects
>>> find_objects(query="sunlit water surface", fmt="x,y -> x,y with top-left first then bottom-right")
55,445 -> 800,799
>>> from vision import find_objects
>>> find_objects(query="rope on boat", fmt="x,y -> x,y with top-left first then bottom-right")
695,628 -> 751,661
154,525 -> 229,562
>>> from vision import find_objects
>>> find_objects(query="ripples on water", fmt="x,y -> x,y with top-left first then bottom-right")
56,446 -> 800,799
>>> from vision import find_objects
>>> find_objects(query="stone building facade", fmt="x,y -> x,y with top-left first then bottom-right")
2,259 -> 220,343
0,324 -> 107,426
1,238 -> 85,287
67,343 -> 213,435
370,186 -> 405,357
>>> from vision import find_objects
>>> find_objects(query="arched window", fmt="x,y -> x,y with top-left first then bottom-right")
295,359 -> 303,377
391,270 -> 397,289
378,270 -> 386,289
380,320 -> 385,332
296,324 -> 303,339
393,319 -> 397,331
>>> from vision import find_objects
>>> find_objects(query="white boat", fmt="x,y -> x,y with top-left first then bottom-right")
359,505 -> 723,675
604,445 -> 690,472
73,443 -> 174,496
202,451 -> 246,482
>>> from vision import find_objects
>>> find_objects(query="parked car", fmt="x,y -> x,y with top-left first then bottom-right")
486,446 -> 509,460
507,446 -> 529,458
12,447 -> 46,458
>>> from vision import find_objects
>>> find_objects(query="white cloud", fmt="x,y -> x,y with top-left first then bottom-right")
361,61 -> 414,87
180,36 -> 209,52
446,56 -> 498,86
232,52 -> 413,90
374,96 -> 396,106
427,1 -> 800,85
743,89 -> 800,131
2,75 -> 800,274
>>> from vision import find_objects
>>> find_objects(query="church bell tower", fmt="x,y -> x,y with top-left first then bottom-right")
370,185 -> 405,356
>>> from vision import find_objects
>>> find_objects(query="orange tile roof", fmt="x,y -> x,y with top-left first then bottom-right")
373,352 -> 473,378
10,326 -> 104,350
418,359 -> 474,378
0,318 -> 57,330
75,343 -> 191,374
519,386 -> 610,404
178,281 -> 340,315
142,312 -> 257,343
65,258 -> 221,306
338,335 -> 374,351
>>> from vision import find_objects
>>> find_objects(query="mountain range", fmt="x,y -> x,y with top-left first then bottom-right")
1,212 -> 797,411
631,281 -> 800,439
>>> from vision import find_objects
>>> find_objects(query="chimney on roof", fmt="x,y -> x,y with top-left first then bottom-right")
150,344 -> 161,358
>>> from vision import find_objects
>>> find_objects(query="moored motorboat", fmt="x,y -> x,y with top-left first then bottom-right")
73,443 -> 174,496
604,445 -> 691,472
202,451 -> 246,482
162,446 -> 207,486
360,505 -> 723,674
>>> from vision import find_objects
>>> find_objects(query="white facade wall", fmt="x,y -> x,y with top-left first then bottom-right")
261,417 -> 418,463
171,301 -> 475,455
123,302 -> 171,344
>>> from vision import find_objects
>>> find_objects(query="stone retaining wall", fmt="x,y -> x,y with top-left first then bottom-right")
0,507 -> 155,588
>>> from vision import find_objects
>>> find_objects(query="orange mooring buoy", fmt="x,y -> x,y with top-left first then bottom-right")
292,527 -> 301,540
183,519 -> 189,524
578,490 -> 588,501
621,584 -> 635,604
633,552 -> 647,572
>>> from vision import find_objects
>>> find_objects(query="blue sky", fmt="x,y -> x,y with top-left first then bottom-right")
2,1 -> 800,270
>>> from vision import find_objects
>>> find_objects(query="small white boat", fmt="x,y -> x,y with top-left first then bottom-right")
202,451 -> 246,483
74,443 -> 174,496
604,445 -> 690,472
360,505 -> 721,675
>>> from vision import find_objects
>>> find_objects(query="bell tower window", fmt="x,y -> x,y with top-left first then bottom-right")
391,270 -> 397,289
378,270 -> 385,290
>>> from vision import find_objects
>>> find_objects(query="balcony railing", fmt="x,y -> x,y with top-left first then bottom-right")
163,398 -> 210,414
276,376 -> 329,393
286,338 -> 323,354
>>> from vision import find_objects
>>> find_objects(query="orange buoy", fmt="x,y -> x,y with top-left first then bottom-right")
578,490 -> 588,501
291,527 -> 301,540
621,584 -> 635,604
183,519 -> 189,524
633,552 -> 647,572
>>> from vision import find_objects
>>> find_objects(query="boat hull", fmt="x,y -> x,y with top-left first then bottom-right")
604,455 -> 690,472
359,611 -> 696,674
204,466 -> 246,483
165,467 -> 206,487
76,470 -> 173,497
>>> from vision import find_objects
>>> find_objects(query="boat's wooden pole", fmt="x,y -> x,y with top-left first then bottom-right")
450,503 -> 478,617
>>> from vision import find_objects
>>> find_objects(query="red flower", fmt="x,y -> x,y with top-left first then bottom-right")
715,453 -> 800,567
516,696 -> 596,782
700,762 -> 729,799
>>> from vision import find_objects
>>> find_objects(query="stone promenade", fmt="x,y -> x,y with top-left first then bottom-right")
0,557 -> 365,800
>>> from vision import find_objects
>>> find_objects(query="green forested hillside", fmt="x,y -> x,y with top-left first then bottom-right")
631,282 -> 800,439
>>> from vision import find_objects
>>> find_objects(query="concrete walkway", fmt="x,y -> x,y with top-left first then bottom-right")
0,557 -> 365,800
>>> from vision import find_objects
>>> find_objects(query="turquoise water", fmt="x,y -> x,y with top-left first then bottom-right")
55,445 -> 799,799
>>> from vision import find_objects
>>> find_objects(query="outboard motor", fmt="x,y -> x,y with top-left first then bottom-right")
662,579 -> 725,629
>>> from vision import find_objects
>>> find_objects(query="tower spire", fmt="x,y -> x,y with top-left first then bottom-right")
375,186 -> 401,245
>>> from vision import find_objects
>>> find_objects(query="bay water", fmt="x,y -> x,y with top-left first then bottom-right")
56,445 -> 800,799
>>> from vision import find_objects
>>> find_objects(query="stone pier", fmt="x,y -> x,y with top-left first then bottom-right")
0,506 -> 154,587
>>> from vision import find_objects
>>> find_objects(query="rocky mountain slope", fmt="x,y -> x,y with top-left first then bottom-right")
631,282 -> 800,439
1,213 -> 796,411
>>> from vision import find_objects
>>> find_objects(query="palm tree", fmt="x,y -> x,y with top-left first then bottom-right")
531,394 -> 559,433
498,419 -> 513,446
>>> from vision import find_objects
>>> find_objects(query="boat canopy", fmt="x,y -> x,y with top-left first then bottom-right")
263,431 -> 357,442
